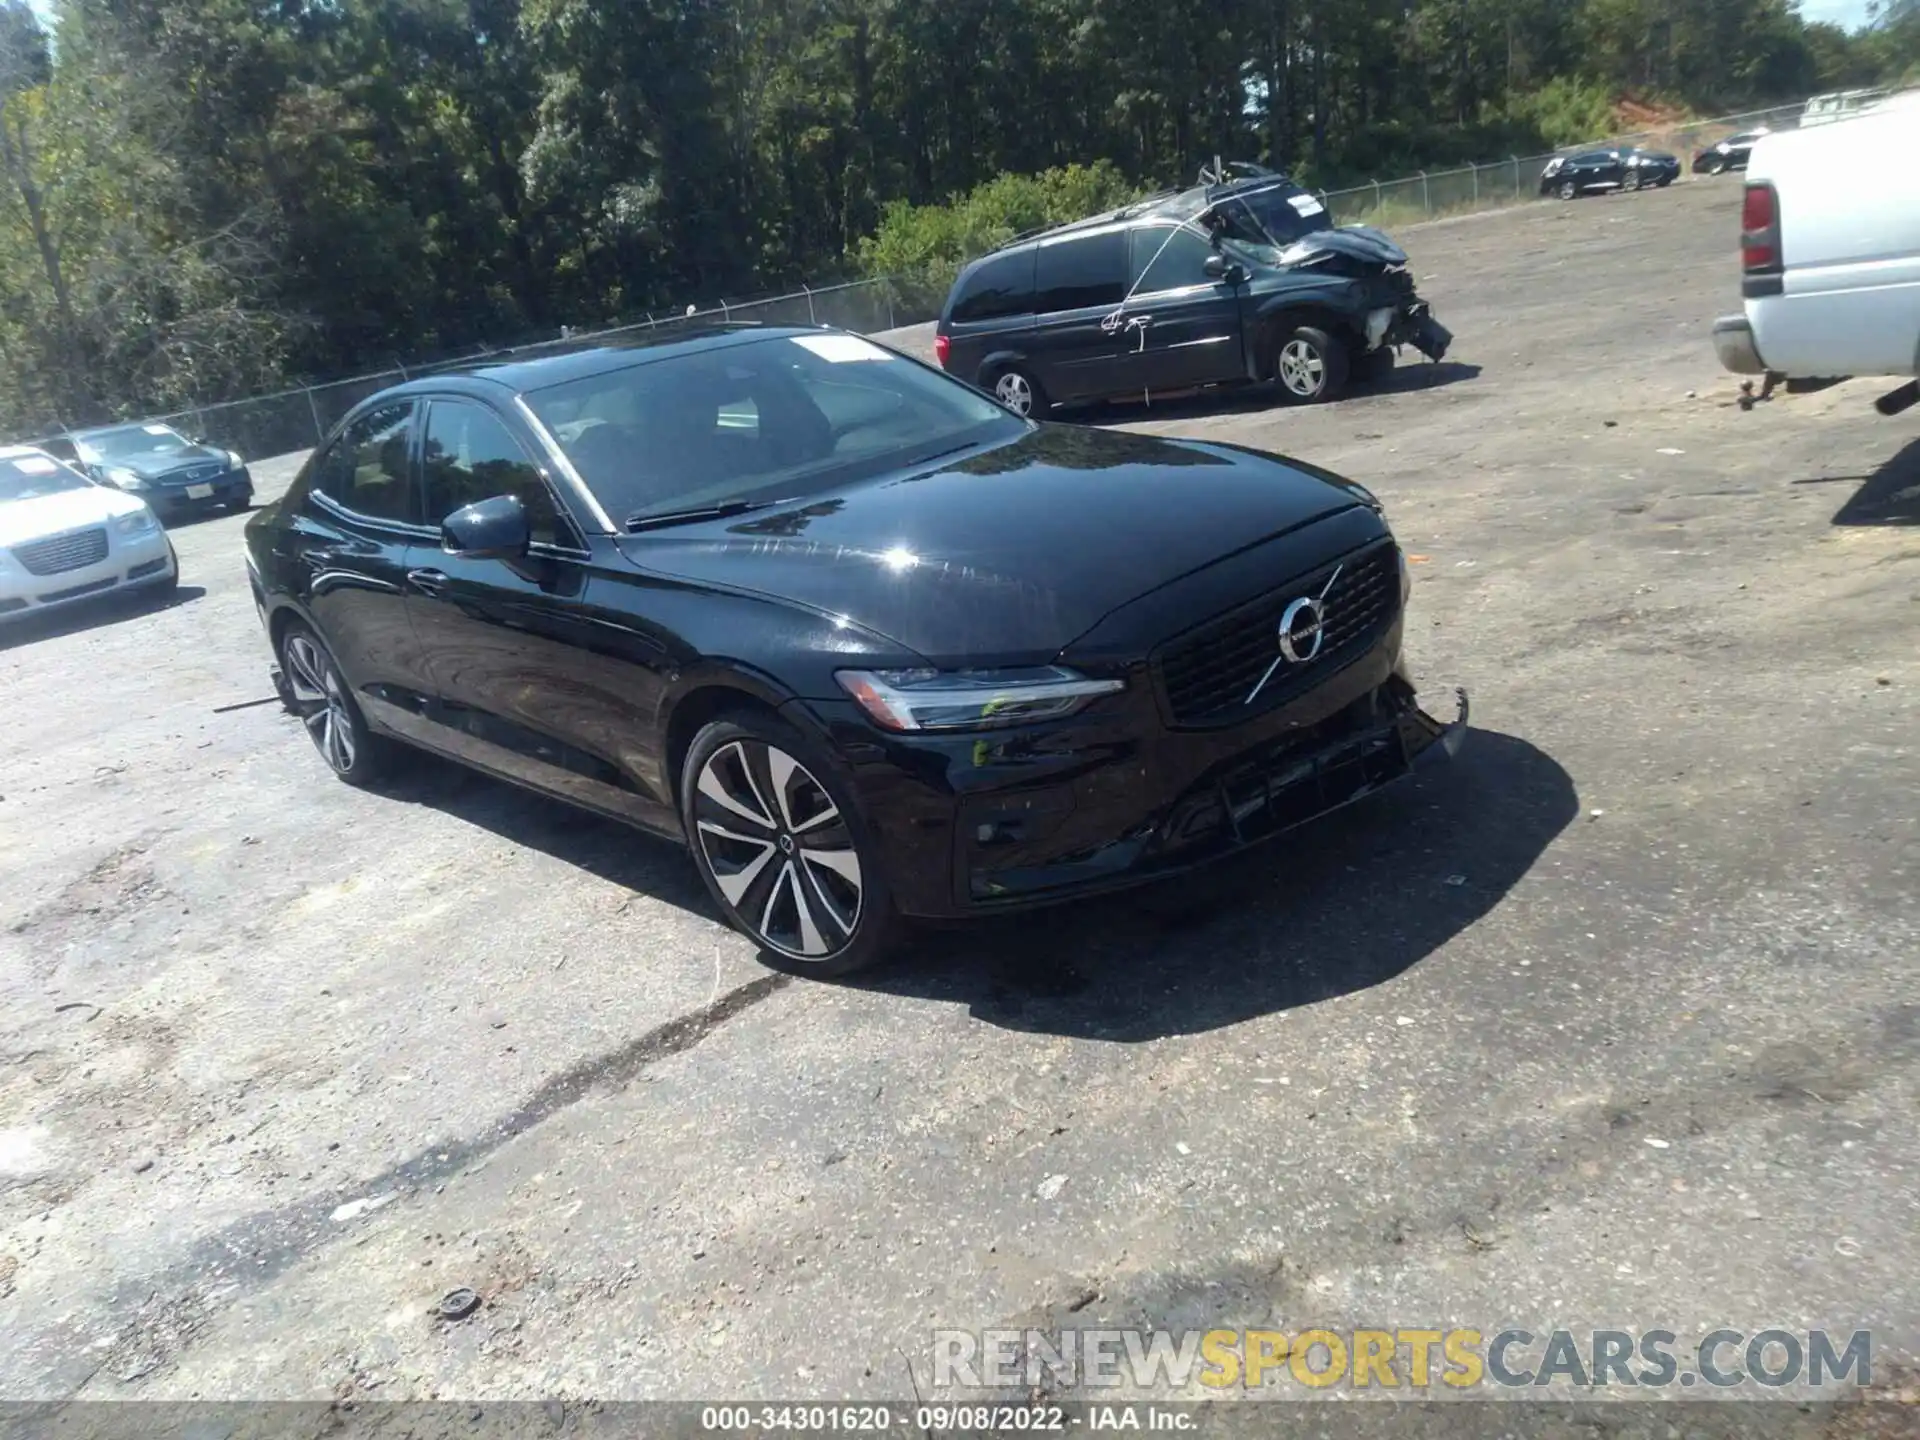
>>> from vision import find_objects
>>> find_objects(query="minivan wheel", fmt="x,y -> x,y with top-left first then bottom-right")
990,366 -> 1048,418
682,713 -> 900,976
279,622 -> 391,787
1558,179 -> 1579,201
1272,326 -> 1350,404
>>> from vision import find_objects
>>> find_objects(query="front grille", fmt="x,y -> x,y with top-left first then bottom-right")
1155,542 -> 1401,726
12,527 -> 109,576
162,463 -> 225,486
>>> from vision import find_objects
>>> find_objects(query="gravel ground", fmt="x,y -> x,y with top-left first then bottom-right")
1,178 -> 1917,1410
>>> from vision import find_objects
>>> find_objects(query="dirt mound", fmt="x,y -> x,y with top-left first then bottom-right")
1615,96 -> 1690,131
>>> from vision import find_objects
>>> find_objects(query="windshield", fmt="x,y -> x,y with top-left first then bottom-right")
76,424 -> 191,463
0,453 -> 93,501
524,333 -> 1022,525
1213,183 -> 1333,258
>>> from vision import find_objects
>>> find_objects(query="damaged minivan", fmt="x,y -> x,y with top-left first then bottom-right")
935,163 -> 1452,414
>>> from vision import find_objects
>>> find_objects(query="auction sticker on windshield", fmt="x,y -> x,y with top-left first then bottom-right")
1290,195 -> 1326,216
143,424 -> 174,435
14,457 -> 54,474
792,334 -> 893,363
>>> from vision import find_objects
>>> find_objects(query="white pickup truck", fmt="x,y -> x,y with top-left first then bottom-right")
1713,92 -> 1920,413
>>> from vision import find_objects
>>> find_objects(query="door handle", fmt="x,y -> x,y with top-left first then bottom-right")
407,567 -> 448,597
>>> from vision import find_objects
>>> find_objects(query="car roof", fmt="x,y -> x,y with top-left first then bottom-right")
378,324 -> 840,398
975,172 -> 1307,257
69,421 -> 184,439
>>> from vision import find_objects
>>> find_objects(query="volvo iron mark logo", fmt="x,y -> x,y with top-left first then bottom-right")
1277,594 -> 1327,664
1245,564 -> 1343,707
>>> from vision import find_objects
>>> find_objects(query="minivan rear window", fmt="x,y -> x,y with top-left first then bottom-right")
952,248 -> 1036,324
1033,231 -> 1128,313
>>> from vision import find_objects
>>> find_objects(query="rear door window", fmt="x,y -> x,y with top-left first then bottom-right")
951,248 -> 1037,323
1033,231 -> 1128,313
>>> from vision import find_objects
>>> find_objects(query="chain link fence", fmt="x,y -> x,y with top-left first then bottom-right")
1318,100 -> 1816,227
87,93 -> 1864,463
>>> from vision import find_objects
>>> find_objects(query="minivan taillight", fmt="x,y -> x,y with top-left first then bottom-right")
934,332 -> 951,369
1742,182 -> 1781,274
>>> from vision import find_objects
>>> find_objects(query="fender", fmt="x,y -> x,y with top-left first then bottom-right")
1246,280 -> 1370,377
973,346 -> 1035,387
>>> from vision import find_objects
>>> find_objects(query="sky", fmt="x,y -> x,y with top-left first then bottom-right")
1802,0 -> 1878,26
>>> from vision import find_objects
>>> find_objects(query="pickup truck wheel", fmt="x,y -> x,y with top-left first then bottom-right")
1557,179 -> 1579,201
1271,327 -> 1350,405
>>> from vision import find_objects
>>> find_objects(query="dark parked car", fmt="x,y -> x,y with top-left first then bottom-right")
1693,130 -> 1769,175
245,325 -> 1466,974
935,168 -> 1450,414
1540,148 -> 1680,199
41,423 -> 253,522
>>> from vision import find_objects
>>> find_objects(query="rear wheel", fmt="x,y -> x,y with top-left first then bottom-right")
279,622 -> 392,787
1271,326 -> 1350,405
682,712 -> 900,976
989,365 -> 1048,419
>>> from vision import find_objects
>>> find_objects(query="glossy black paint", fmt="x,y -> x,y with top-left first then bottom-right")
1540,148 -> 1680,197
246,326 -> 1453,922
936,197 -> 1444,410
1694,132 -> 1766,174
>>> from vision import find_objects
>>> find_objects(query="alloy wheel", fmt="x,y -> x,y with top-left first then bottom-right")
283,633 -> 357,775
692,739 -> 863,961
1278,339 -> 1327,398
994,371 -> 1034,416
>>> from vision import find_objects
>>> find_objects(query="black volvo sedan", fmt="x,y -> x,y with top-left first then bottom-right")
245,325 -> 1466,974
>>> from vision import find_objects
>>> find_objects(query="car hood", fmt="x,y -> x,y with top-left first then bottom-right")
615,425 -> 1366,663
1275,225 -> 1407,269
0,485 -> 147,546
94,444 -> 229,479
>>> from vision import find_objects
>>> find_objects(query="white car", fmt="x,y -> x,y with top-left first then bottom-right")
0,445 -> 178,622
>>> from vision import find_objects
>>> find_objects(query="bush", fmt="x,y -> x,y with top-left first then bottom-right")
854,161 -> 1144,307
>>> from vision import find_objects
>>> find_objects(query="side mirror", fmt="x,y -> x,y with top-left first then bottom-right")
442,493 -> 531,560
1204,253 -> 1248,285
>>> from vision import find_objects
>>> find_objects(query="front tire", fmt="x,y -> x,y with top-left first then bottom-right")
988,365 -> 1048,419
1271,326 -> 1350,405
1558,179 -> 1579,201
279,622 -> 392,787
1623,171 -> 1641,193
681,712 -> 899,976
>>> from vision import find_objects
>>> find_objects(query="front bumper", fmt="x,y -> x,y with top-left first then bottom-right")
0,530 -> 176,621
813,652 -> 1468,921
139,467 -> 253,520
962,678 -> 1466,909
1712,314 -> 1767,375
1386,302 -> 1451,362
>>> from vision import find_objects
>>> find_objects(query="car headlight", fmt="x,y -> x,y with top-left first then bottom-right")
226,450 -> 245,470
1399,547 -> 1413,602
104,466 -> 146,490
114,508 -> 160,536
1344,481 -> 1384,514
836,665 -> 1125,732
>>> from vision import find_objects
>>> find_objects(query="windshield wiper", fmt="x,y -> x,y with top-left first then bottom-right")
625,498 -> 783,532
